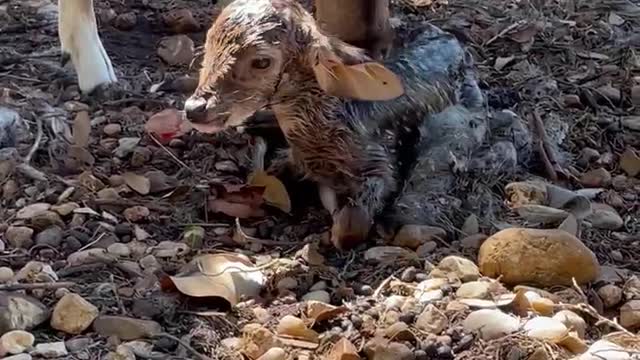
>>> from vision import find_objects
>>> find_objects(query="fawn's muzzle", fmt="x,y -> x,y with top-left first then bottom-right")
184,96 -> 208,123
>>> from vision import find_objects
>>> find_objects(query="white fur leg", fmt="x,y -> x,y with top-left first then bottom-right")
58,0 -> 117,93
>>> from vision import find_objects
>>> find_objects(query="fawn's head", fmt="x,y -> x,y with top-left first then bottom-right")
184,0 -> 404,130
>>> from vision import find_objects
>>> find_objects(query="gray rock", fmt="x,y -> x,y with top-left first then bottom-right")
35,226 -> 64,247
0,293 -> 49,334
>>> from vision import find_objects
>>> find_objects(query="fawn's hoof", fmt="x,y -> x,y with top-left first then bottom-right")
330,205 -> 372,250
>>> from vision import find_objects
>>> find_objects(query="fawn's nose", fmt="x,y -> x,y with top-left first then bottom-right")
184,96 -> 207,123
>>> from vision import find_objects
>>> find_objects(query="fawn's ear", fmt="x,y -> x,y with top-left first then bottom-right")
309,46 -> 404,101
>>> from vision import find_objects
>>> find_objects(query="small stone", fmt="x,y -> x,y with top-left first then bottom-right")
103,124 -> 122,137
114,137 -> 141,158
123,206 -> 150,222
115,223 -> 133,237
619,300 -> 640,330
114,12 -> 137,30
597,84 -> 621,103
364,246 -> 418,263
415,304 -> 448,334
29,211 -> 63,230
461,234 -> 487,249
162,9 -> 200,33
215,160 -> 239,172
416,241 -> 437,256
35,226 -> 63,247
432,256 -> 480,282
276,277 -> 298,290
0,266 -> 14,282
364,339 -> 415,360
393,225 -> 446,249
51,202 -> 79,216
107,243 -> 131,257
151,241 -> 189,258
157,35 -> 195,66
401,267 -> 417,282
31,342 -> 68,358
302,290 -> 330,303
580,168 -> 611,187
552,310 -> 587,339
631,85 -> 640,106
2,355 -> 32,360
257,347 -> 286,360
5,226 -> 34,249
562,94 -> 582,108
586,203 -> 623,230
310,281 -> 327,291
0,293 -> 49,334
597,284 -> 623,309
463,309 -> 520,340
611,250 -> 624,262
109,175 -> 125,187
578,148 -> 600,167
622,116 -> 640,131
455,281 -> 492,299
146,170 -> 177,193
478,228 -> 599,286
93,316 -> 162,340
139,255 -> 161,273
252,307 -> 271,324
51,293 -> 99,334
0,330 -> 34,355
130,147 -> 152,167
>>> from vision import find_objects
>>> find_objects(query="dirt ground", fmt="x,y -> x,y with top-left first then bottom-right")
1,0 -> 639,359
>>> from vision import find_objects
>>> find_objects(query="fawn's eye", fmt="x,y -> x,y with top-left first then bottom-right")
251,57 -> 272,70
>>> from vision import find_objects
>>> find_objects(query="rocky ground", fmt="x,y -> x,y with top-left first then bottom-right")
1,0 -> 640,359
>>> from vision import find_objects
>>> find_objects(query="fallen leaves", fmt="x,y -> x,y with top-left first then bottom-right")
248,171 -> 292,213
160,253 -> 265,306
123,172 -> 151,195
209,183 -> 266,219
276,315 -> 319,349
144,109 -> 192,143
328,338 -> 361,360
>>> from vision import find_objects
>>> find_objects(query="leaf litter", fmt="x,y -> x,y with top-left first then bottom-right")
0,0 -> 639,359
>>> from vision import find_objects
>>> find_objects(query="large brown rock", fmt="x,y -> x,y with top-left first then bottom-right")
478,228 -> 599,287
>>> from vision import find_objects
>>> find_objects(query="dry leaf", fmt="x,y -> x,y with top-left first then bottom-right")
248,171 -> 291,213
494,56 -> 515,71
276,315 -> 319,348
209,184 -> 266,218
305,301 -> 347,326
145,108 -> 193,143
123,172 -> 151,195
557,332 -> 588,354
160,253 -> 265,306
72,111 -> 91,147
531,298 -> 555,316
328,338 -> 361,360
511,288 -> 532,316
312,48 -> 404,101
558,214 -> 579,237
241,324 -> 282,360
620,148 -> 640,177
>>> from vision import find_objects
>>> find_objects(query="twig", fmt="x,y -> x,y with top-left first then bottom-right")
111,274 -> 127,316
0,281 -> 75,291
373,275 -> 398,298
23,114 -> 43,164
153,333 -> 213,360
148,134 -> 197,175
91,198 -> 172,213
77,233 -> 107,252
484,20 -> 526,46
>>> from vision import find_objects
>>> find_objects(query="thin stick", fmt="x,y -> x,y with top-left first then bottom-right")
373,275 -> 397,298
0,282 -> 75,291
148,134 -> 195,174
24,114 -> 43,163
484,20 -> 526,46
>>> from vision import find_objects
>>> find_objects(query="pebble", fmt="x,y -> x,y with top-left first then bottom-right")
257,347 -> 286,360
574,340 -> 632,360
130,147 -> 152,167
552,310 -> 587,339
276,277 -> 298,290
392,225 -> 446,249
309,281 -> 327,291
364,246 -> 418,263
35,226 -> 63,247
578,148 -> 600,167
107,243 -> 131,257
123,206 -> 150,222
401,267 -> 417,282
478,228 -> 599,286
114,12 -> 137,30
462,309 -> 520,340
30,342 -> 68,358
64,338 -> 92,353
51,202 -> 79,216
139,255 -> 161,273
619,300 -> 640,330
50,293 -> 99,334
2,355 -> 32,360
597,284 -> 623,309
0,293 -> 49,334
0,266 -> 14,282
455,281 -> 492,299
103,124 -> 122,137
0,330 -> 35,355
93,316 -> 162,340
432,256 -> 480,282
5,226 -> 34,249
461,234 -> 487,249
586,203 -> 624,230
580,168 -> 611,187
157,35 -> 195,66
415,241 -> 437,256
302,290 -> 331,303
162,9 -> 200,33
215,160 -> 239,172
415,304 -> 448,334
523,317 -> 568,340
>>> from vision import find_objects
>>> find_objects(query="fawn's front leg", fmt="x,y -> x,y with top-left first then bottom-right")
330,176 -> 390,250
